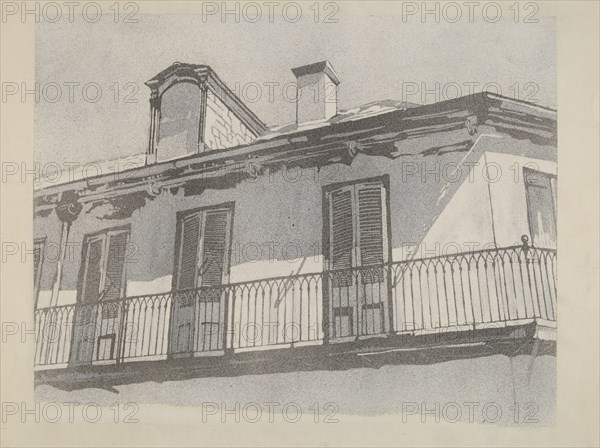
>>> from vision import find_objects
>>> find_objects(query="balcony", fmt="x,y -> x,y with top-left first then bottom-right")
34,240 -> 557,389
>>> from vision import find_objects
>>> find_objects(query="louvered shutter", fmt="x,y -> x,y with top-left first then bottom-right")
103,232 -> 128,301
357,183 -> 385,284
82,237 -> 104,303
33,240 -> 44,304
176,214 -> 201,291
357,183 -> 384,266
329,188 -> 354,286
73,237 -> 103,364
33,242 -> 42,283
199,210 -> 229,289
170,214 -> 201,352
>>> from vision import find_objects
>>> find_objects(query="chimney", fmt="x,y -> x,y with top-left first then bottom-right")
291,60 -> 340,125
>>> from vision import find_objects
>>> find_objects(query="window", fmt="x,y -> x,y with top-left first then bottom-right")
325,179 -> 389,279
79,227 -> 130,304
33,238 -> 45,307
524,168 -> 557,248
174,205 -> 233,293
157,82 -> 203,162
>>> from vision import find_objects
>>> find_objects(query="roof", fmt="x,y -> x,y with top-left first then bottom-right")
263,99 -> 419,137
34,93 -> 556,193
33,99 -> 420,190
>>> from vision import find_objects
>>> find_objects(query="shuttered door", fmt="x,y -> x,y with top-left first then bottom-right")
96,232 -> 128,361
326,180 -> 389,338
171,208 -> 232,354
72,236 -> 104,365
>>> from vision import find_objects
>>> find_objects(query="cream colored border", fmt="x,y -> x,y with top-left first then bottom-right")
1,1 -> 598,446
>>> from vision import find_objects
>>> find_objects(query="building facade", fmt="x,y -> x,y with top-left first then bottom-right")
33,62 -> 557,412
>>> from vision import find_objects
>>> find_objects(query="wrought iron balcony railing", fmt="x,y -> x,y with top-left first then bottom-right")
34,242 -> 557,369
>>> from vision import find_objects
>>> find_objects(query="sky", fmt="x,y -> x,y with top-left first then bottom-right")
35,8 -> 556,167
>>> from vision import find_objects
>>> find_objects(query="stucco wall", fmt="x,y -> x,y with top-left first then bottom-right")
33,126 -> 556,307
32,124 -> 557,408
35,354 -> 556,424
418,132 -> 558,257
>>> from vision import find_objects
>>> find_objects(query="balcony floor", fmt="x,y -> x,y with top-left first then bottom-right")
35,320 -> 555,392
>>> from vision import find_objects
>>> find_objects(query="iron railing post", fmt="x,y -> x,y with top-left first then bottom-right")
116,299 -> 127,364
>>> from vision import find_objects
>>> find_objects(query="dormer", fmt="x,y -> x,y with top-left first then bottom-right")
145,62 -> 267,164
